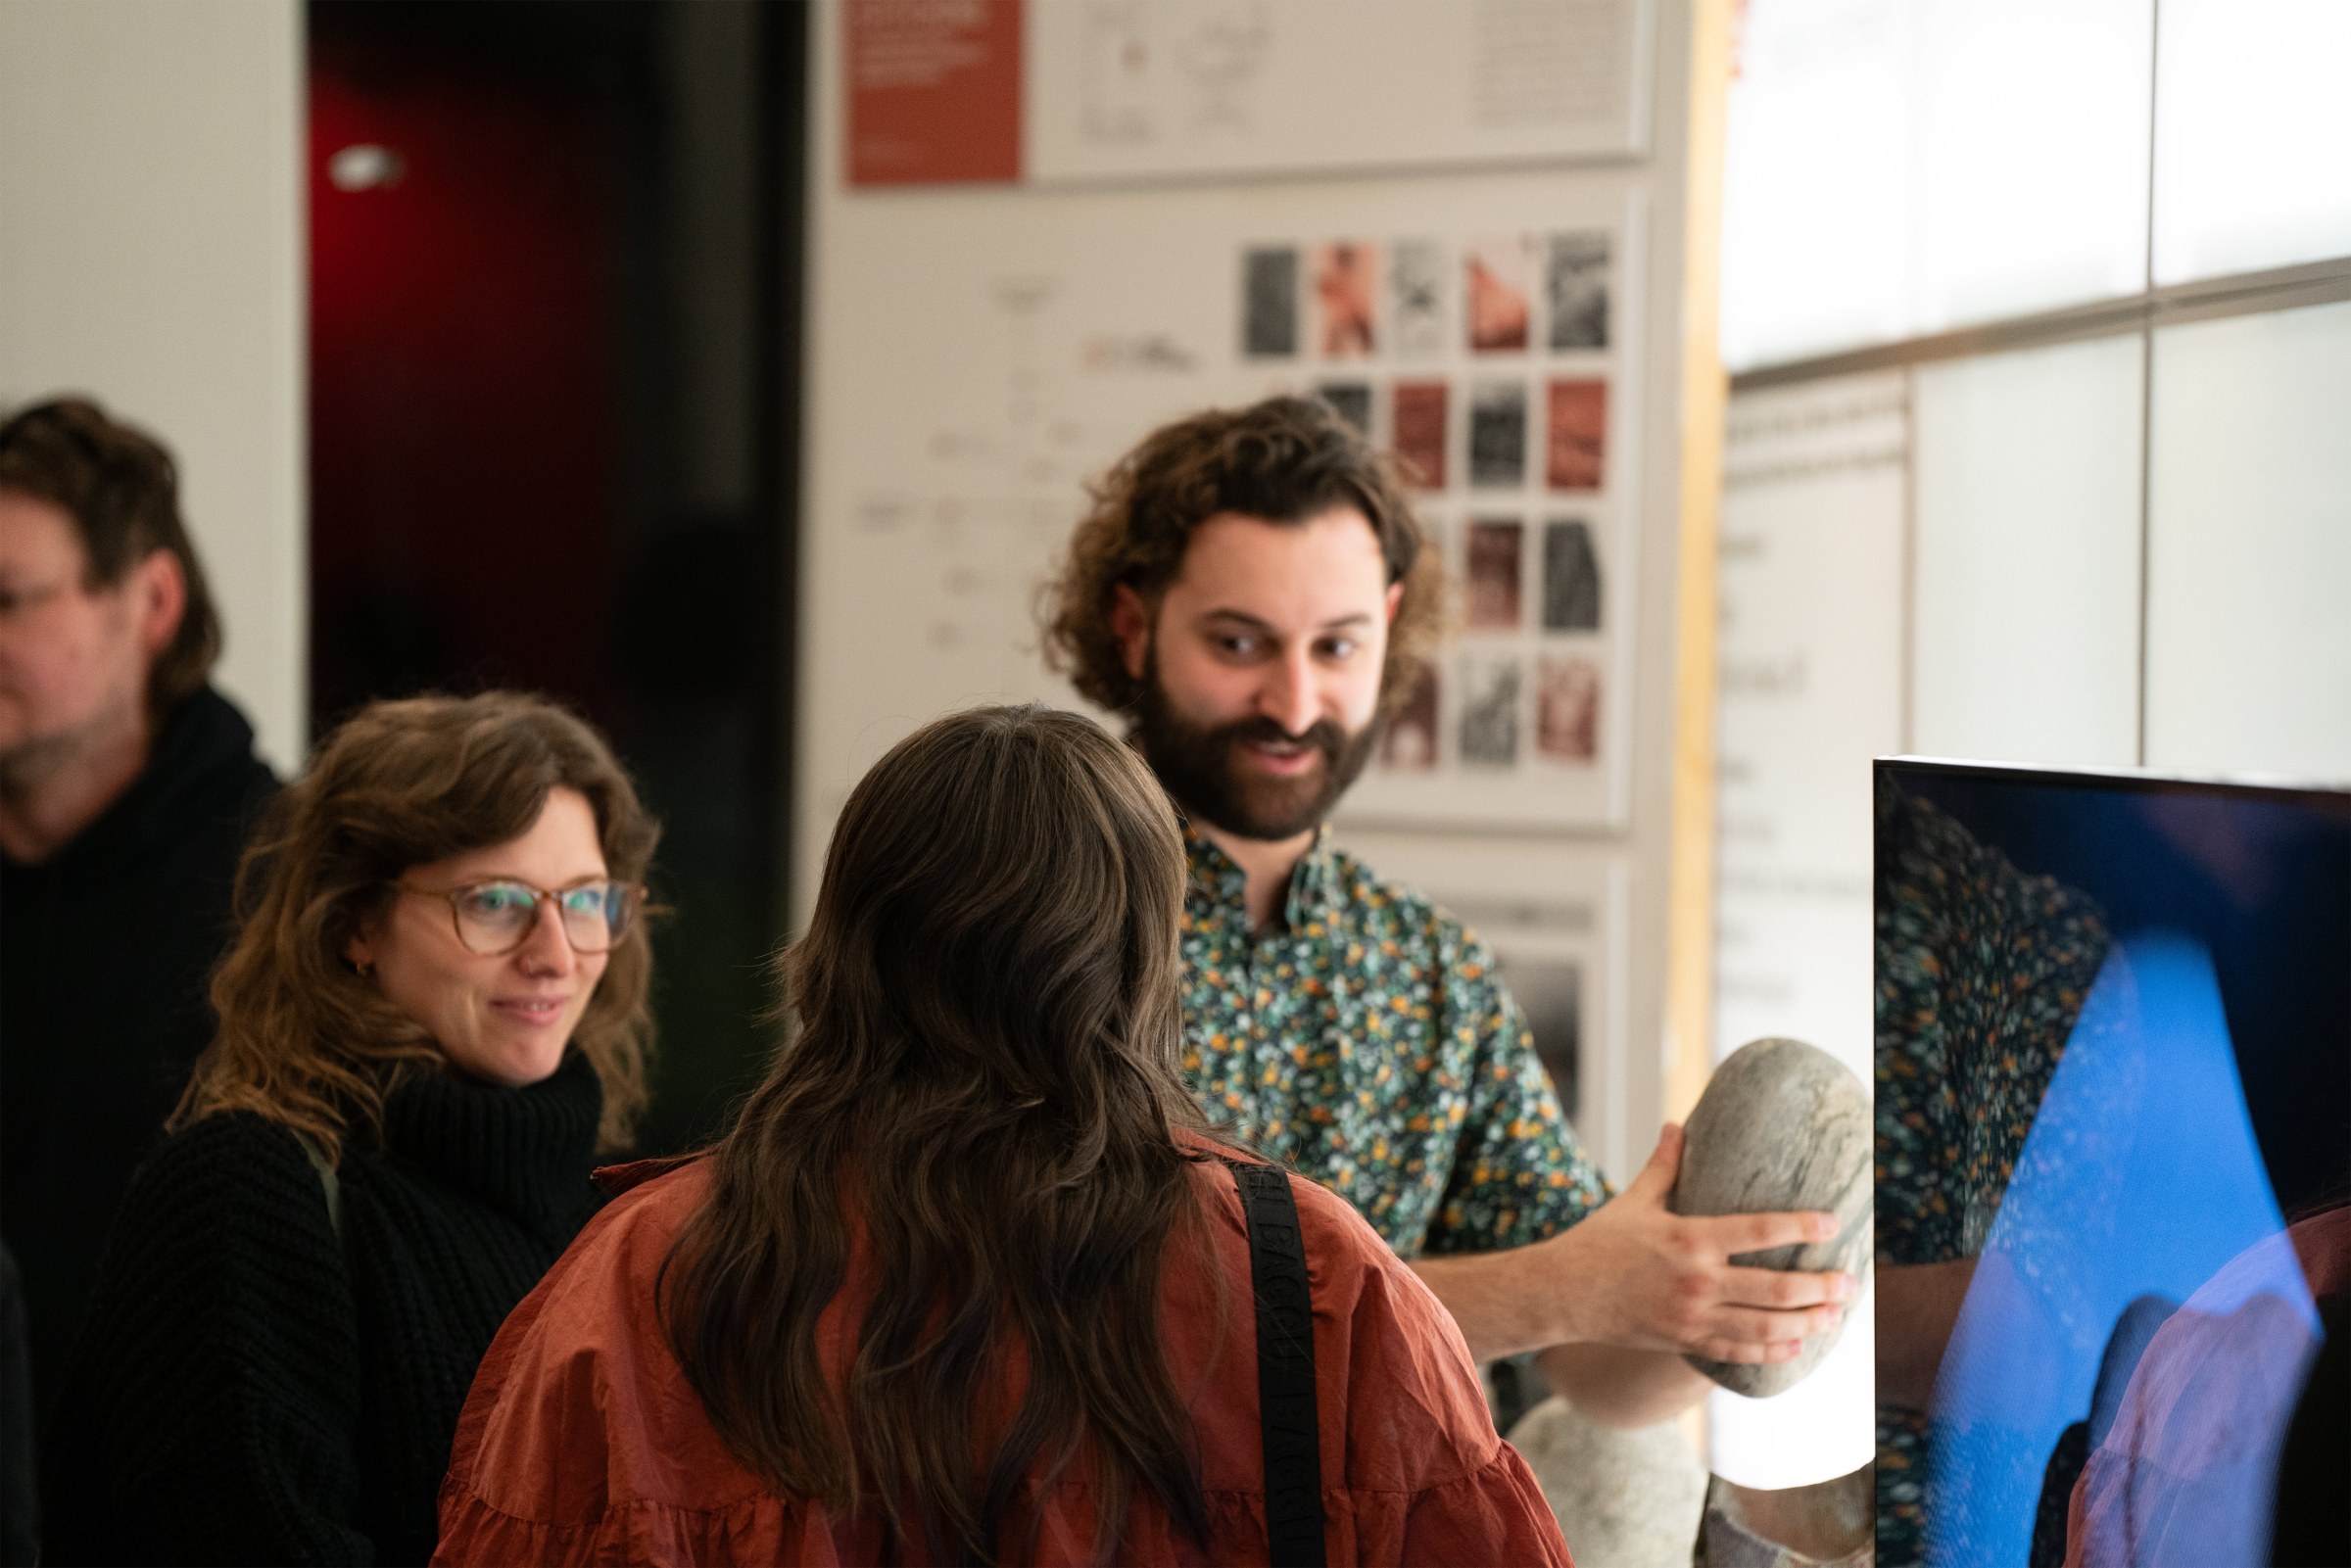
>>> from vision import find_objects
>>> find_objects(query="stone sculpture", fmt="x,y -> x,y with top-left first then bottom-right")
1506,1396 -> 1707,1568
1671,1036 -> 1872,1397
1695,1465 -> 1874,1567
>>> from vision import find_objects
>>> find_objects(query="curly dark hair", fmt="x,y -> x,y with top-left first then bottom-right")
1040,396 -> 1445,718
0,397 -> 223,717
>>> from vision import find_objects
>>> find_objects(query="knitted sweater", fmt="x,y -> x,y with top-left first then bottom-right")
39,1051 -> 604,1567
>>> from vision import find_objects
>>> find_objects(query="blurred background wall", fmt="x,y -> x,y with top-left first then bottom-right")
0,0 -> 306,775
301,0 -> 805,1155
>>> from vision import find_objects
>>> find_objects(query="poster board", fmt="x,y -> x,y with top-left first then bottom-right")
1026,0 -> 1653,182
798,163 -> 1648,853
842,0 -> 1654,188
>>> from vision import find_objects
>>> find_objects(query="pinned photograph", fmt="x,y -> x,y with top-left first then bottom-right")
1536,654 -> 1602,762
1467,382 -> 1528,489
1494,954 -> 1581,1117
1389,238 -> 1448,357
1391,380 -> 1449,490
1241,247 -> 1298,357
1316,381 -> 1373,436
1315,241 -> 1378,357
1465,234 -> 1533,353
1546,378 -> 1607,490
1459,655 -> 1522,767
1465,520 -> 1523,631
1380,665 -> 1440,770
1541,518 -> 1603,631
1545,232 -> 1610,351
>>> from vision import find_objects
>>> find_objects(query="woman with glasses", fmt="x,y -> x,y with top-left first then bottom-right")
39,691 -> 657,1567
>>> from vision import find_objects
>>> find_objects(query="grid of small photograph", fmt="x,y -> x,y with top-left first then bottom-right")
1239,230 -> 1617,784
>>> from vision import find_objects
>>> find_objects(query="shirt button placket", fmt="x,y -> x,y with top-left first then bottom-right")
1243,924 -> 1285,1158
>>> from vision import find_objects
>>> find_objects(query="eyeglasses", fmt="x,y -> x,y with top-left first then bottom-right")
396,878 -> 644,957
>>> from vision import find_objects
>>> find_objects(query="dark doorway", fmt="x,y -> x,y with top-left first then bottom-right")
308,0 -> 803,1155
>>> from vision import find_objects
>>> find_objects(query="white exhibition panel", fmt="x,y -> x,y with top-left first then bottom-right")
2143,299 -> 2351,783
1911,334 -> 2144,769
1714,371 -> 1906,1083
798,160 -> 1657,911
1026,0 -> 1653,182
1722,0 -> 2154,370
0,0 -> 307,773
1909,0 -> 2151,335
1719,0 -> 1912,370
2152,0 -> 2351,285
1708,371 -> 1906,1489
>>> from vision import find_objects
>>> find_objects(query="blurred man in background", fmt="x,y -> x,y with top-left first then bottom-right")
0,398 -> 279,1430
1043,396 -> 1854,1429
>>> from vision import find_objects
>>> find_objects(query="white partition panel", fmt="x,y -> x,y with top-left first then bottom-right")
1911,334 -> 2144,768
1719,0 -> 1909,369
2144,300 -> 2351,782
2152,0 -> 2351,285
1911,0 -> 2152,333
1723,0 -> 2154,371
1709,370 -> 1905,1489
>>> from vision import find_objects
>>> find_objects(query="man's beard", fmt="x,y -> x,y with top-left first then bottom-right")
1133,662 -> 1379,842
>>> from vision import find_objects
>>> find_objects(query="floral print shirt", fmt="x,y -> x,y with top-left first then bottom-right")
1177,827 -> 1608,1259
1873,782 -> 2111,1567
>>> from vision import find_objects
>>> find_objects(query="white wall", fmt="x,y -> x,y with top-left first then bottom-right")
1910,334 -> 2145,769
2145,300 -> 2351,782
0,0 -> 307,774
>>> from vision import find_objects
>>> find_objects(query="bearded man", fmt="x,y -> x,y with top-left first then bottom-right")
1042,396 -> 1852,1425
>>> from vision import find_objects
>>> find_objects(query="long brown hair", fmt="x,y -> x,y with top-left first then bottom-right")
1039,395 -> 1445,719
174,691 -> 660,1161
661,705 -> 1222,1565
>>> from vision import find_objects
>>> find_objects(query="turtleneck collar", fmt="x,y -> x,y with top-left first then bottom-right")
377,1049 -> 603,1223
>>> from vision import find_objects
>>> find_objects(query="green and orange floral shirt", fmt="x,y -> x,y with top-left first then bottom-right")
1177,827 -> 1608,1259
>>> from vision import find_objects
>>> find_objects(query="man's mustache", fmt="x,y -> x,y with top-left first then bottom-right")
1216,717 -> 1348,760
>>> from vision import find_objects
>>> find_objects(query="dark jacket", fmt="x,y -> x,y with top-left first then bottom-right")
0,686 -> 279,1423
0,1242 -> 33,1568
41,1050 -> 606,1567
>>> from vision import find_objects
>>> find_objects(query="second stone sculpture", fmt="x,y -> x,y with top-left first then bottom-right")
1670,1035 -> 1872,1398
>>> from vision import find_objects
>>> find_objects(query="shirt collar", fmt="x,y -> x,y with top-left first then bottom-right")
1181,821 -> 1337,934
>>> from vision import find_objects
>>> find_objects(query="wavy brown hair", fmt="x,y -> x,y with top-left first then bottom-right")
173,691 -> 660,1162
1039,394 -> 1445,719
661,705 -> 1225,1566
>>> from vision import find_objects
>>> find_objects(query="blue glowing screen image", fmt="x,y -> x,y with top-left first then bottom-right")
1872,761 -> 2348,1568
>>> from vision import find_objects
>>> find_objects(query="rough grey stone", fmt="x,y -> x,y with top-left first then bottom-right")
1670,1036 -> 1872,1397
1506,1396 -> 1705,1568
1695,1465 -> 1873,1567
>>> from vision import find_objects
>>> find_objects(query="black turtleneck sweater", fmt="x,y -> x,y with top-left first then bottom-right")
1,686 -> 279,1423
38,1051 -> 605,1567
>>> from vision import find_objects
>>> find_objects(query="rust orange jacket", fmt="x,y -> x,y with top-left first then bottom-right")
432,1137 -> 1573,1566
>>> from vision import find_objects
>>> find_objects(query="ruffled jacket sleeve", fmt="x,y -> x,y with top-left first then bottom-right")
1272,1164 -> 1573,1566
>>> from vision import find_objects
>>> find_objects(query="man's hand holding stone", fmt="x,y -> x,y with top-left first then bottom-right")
1551,1122 -> 1856,1364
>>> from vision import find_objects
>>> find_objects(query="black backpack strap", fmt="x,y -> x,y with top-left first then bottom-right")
1226,1160 -> 1327,1568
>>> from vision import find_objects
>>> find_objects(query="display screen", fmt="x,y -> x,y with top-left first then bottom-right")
1872,759 -> 2349,1568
